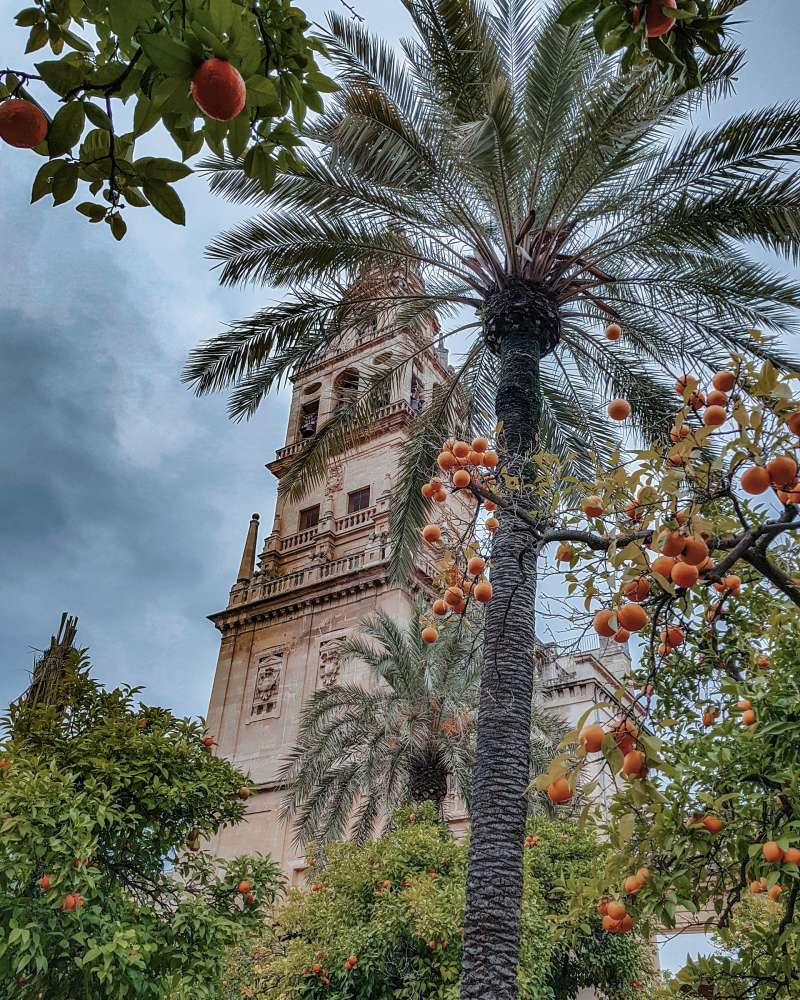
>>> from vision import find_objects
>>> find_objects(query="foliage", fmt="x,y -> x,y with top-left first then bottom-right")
185,0 -> 800,580
0,650 -> 283,998
558,0 -> 745,85
0,0 -> 336,236
220,808 -> 655,1000
279,608 -> 567,847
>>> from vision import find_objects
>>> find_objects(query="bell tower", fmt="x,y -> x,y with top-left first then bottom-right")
204,282 -> 451,878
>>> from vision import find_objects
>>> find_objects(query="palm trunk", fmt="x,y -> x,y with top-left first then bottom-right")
460,282 -> 556,1000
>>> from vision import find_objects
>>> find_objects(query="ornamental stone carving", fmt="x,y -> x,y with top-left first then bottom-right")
251,648 -> 284,719
318,637 -> 343,688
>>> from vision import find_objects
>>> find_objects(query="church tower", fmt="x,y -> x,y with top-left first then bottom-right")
205,278 -> 451,879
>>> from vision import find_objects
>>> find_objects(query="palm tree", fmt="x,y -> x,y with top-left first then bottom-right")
279,607 -> 568,847
185,3 -> 800,995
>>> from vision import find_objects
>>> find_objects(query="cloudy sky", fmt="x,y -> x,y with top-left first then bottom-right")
1,1 -> 798,719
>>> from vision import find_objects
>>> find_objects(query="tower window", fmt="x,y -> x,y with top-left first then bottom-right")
347,487 -> 371,514
410,374 -> 424,413
299,400 -> 319,438
333,369 -> 360,413
299,505 -> 320,530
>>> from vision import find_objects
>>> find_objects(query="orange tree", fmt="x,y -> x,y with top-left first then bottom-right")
557,1 -> 745,85
219,805 -> 655,1000
0,0 -> 336,237
0,646 -> 283,998
416,356 -> 800,995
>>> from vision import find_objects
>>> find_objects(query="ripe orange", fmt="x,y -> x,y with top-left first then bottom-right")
636,867 -> 650,881
421,626 -> 439,645
38,874 -> 52,891
238,787 -> 252,799
432,599 -> 448,616
471,437 -> 489,453
62,893 -> 84,911
468,450 -> 482,465
702,815 -> 723,834
437,451 -> 456,470
452,469 -> 471,488
713,370 -> 736,392
768,884 -> 783,901
702,708 -> 719,727
611,718 -> 639,755
433,489 -> 448,503
473,581 -> 493,603
606,900 -> 626,921
592,609 -> 616,638
703,405 -> 727,427
608,398 -> 632,420
706,389 -> 728,407
556,543 -> 573,562
777,481 -> 800,504
422,524 -> 441,543
191,59 -> 246,121
202,734 -> 215,747
788,412 -> 800,435
651,555 -> 677,580
596,898 -> 610,915
722,574 -> 741,594
483,499 -> 497,511
740,466 -> 771,494
582,495 -> 604,517
605,322 -> 622,341
624,875 -> 644,894
741,709 -> 756,726
661,531 -> 687,557
482,451 -> 499,468
756,654 -> 770,670
737,698 -> 752,712
622,750 -> 646,777
485,516 -> 499,533
635,0 -> 677,37
452,441 -> 470,459
613,628 -> 630,644
750,879 -> 766,894
767,455 -> 798,487
681,536 -> 709,566
546,777 -> 572,804
661,625 -> 685,649
671,561 -> 698,587
468,556 -> 486,576
670,424 -> 690,444
617,603 -> 647,632
783,847 -> 800,865
623,577 -> 650,601
421,483 -> 434,498
579,723 -> 605,753
674,373 -> 698,397
0,98 -> 48,148
445,586 -> 464,607
763,842 -> 784,863
238,880 -> 252,894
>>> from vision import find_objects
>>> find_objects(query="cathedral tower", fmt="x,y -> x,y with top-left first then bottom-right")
205,284 -> 450,879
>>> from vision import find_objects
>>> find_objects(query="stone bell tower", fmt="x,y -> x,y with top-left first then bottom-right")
204,275 -> 452,879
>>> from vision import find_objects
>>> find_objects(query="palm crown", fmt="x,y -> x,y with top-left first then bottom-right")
185,0 -> 800,578
278,609 -> 566,846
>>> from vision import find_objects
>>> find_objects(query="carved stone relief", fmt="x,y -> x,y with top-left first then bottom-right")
318,636 -> 344,688
250,648 -> 284,719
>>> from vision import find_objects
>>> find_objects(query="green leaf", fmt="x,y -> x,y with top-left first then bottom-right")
108,213 -> 128,241
132,95 -> 161,137
139,33 -> 195,79
306,70 -> 338,95
227,114 -> 250,160
47,102 -> 86,157
25,23 -> 48,53
30,160 -> 61,203
107,0 -> 154,40
245,75 -> 280,112
15,8 -> 43,28
76,201 -> 107,221
51,162 -> 79,205
34,58 -> 85,96
557,0 -> 597,26
142,179 -> 186,225
83,102 -> 112,130
244,142 -> 276,191
134,157 -> 193,182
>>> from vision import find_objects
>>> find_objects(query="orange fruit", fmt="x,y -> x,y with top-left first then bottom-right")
777,481 -> 800,504
651,555 -> 677,580
623,750 -> 646,777
702,708 -> 719,727
702,815 -> 723,834
671,558 -> 699,587
713,370 -> 736,392
637,867 -> 650,881
674,373 -> 698,397
681,536 -> 709,566
783,847 -> 800,865
445,586 -> 464,607
606,900 -> 626,921
579,724 -> 605,753
763,841 -> 784,863
0,98 -> 49,148
546,778 -> 572,804
467,556 -> 486,576
611,719 -> 638,755
592,609 -> 616,638
556,544 -> 573,562
737,698 -> 751,711
191,59 -> 246,121
706,389 -> 728,407
613,628 -> 630,644
485,516 -> 499,533
767,455 -> 798,487
473,581 -> 493,603
741,709 -> 756,726
582,495 -> 604,517
452,469 -> 471,488
722,574 -> 741,594
624,875 -> 644,894
483,500 -> 497,511
661,531 -> 687,557
750,879 -> 766,894
670,424 -> 690,444
605,323 -> 622,341
661,625 -> 685,649
596,898 -> 610,915
608,398 -> 632,420
432,599 -> 448,616
482,451 -> 499,468
433,489 -> 448,503
437,451 -> 456,470
623,577 -> 650,601
422,524 -> 441,543
703,405 -> 727,427
421,626 -> 439,645
421,483 -> 434,498
617,603 -> 647,632
740,466 -> 770,495
636,0 -> 677,37
238,786 -> 252,799
452,441 -> 470,459
471,437 -> 489,453
787,412 -> 800,435
468,450 -> 482,465
768,884 -> 783,901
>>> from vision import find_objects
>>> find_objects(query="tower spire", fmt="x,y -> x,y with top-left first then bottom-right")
237,513 -> 260,583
